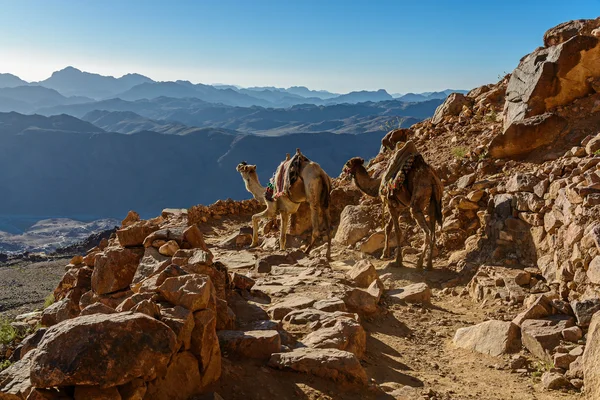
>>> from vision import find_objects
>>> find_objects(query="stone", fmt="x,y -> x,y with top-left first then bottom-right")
158,240 -> 180,257
144,351 -> 202,400
333,205 -> 376,246
267,296 -> 316,320
504,34 -> 600,128
118,378 -> 146,400
217,330 -> 281,359
506,174 -> 540,193
588,256 -> 600,284
543,19 -> 594,46
30,313 -> 177,388
512,294 -> 553,326
453,320 -> 521,356
190,309 -> 221,388
554,352 -> 577,369
431,93 -> 473,125
80,302 -> 117,316
183,224 -> 209,251
159,305 -> 195,351
92,246 -> 144,295
346,260 -> 377,288
26,388 -> 73,399
268,348 -> 368,385
142,227 -> 185,248
301,316 -> 366,358
562,326 -> 583,342
467,189 -> 484,202
121,210 -> 140,227
215,299 -> 236,331
231,273 -> 255,291
313,298 -> 347,313
74,386 -> 121,400
359,230 -> 398,254
584,312 -> 600,397
342,280 -> 382,314
543,209 -> 563,234
116,220 -> 159,247
41,297 -> 80,327
564,224 -> 584,248
567,356 -> 584,380
12,328 -> 46,361
541,372 -> 571,390
456,173 -> 477,189
0,351 -> 34,399
571,298 -> 600,327
158,274 -> 215,312
132,247 -> 171,285
521,316 -> 575,363
53,267 -> 92,302
586,134 -> 600,155
388,283 -> 431,304
489,113 -> 568,159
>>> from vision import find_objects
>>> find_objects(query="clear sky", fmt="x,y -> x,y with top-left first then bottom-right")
0,0 -> 597,93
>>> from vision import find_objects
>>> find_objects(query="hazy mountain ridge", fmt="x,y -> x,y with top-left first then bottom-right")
0,112 -> 384,219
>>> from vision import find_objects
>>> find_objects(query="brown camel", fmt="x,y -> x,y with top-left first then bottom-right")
343,141 -> 443,269
236,149 -> 332,258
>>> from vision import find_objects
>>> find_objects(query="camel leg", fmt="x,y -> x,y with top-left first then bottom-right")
426,201 -> 437,270
389,206 -> 403,267
381,214 -> 394,260
251,204 -> 275,248
279,211 -> 289,251
412,210 -> 431,270
304,204 -> 320,255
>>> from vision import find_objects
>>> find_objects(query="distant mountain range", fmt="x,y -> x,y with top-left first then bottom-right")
0,111 -> 387,219
0,67 -> 465,109
392,90 -> 468,102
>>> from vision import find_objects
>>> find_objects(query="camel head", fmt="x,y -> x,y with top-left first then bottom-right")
342,157 -> 364,180
236,161 -> 257,180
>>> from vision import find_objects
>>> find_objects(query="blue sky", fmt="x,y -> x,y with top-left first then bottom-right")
0,0 -> 597,93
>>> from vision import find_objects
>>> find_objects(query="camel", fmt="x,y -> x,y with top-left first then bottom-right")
236,149 -> 332,258
343,141 -> 443,269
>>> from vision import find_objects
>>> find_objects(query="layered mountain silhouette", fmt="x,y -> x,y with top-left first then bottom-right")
0,112 -> 385,219
393,89 -> 468,102
0,73 -> 29,88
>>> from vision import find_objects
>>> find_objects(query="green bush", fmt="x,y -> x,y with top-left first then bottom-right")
0,319 -> 17,345
0,359 -> 12,372
43,293 -> 55,309
452,147 -> 468,159
594,149 -> 600,156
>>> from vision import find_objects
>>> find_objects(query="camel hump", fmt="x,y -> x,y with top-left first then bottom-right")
286,153 -> 290,160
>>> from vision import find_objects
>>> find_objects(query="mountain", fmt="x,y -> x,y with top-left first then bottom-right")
286,86 -> 339,100
41,97 -> 442,136
327,89 -> 393,104
0,86 -> 92,113
395,89 -> 469,102
0,73 -> 29,88
36,67 -> 153,99
0,112 -> 384,219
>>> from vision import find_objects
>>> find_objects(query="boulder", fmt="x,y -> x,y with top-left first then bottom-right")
562,326 -> 583,342
80,302 -> 117,316
506,174 -> 540,193
504,34 -> 600,130
231,273 -> 255,291
183,224 -> 209,251
41,297 -> 80,327
543,19 -> 595,46
0,351 -> 34,399
30,313 -> 177,388
586,134 -> 600,155
313,298 -> 347,313
489,113 -> 568,159
342,280 -> 382,314
388,283 -> 431,304
334,205 -> 375,246
346,260 -> 378,288
132,247 -> 171,285
583,311 -> 600,397
267,296 -> 315,320
453,320 -> 521,356
159,305 -> 195,351
521,316 -> 574,363
158,240 -> 180,257
144,352 -> 202,400
116,220 -> 159,247
571,298 -> 600,327
92,246 -> 144,295
541,372 -> 571,390
142,227 -> 185,248
512,295 -> 553,326
217,330 -> 281,359
359,230 -> 398,255
268,348 -> 368,385
157,274 -> 216,312
588,256 -> 600,284
431,93 -> 472,125
190,309 -> 221,388
301,316 -> 366,358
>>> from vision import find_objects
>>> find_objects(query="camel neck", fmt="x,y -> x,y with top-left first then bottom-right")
246,173 -> 266,202
353,166 -> 381,198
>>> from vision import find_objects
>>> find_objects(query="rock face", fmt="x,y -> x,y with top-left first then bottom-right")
0,351 -> 35,399
217,330 -> 281,359
144,351 -> 202,400
92,246 -> 144,295
453,320 -> 521,356
30,313 -> 178,388
388,283 -> 431,304
346,260 -> 378,288
158,275 -> 215,312
268,348 -> 368,385
521,316 -> 574,363
583,312 -> 600,398
301,317 -> 366,358
432,93 -> 472,125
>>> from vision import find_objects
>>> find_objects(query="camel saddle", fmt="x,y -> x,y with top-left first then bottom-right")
380,140 -> 419,197
267,150 -> 309,201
